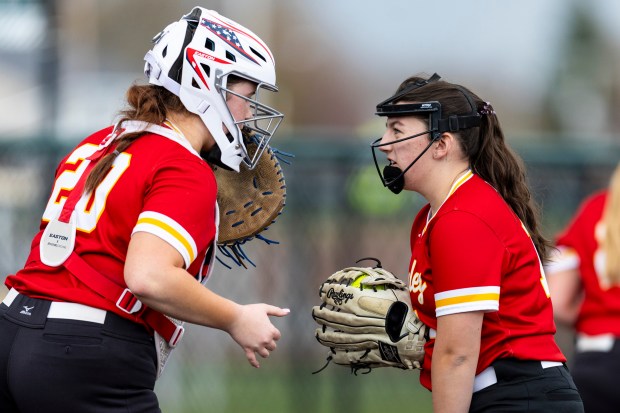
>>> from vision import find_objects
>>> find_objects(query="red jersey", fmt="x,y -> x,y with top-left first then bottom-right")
408,171 -> 564,391
5,122 -> 217,330
552,191 -> 620,335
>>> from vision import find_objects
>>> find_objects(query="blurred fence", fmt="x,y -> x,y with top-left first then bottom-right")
1,134 -> 619,413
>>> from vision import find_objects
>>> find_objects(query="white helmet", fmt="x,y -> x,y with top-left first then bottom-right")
144,7 -> 283,171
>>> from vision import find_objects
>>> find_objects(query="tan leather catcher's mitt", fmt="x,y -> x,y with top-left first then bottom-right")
211,131 -> 287,266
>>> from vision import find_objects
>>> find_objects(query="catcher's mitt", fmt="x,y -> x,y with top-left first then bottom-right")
211,130 -> 288,267
312,259 -> 428,374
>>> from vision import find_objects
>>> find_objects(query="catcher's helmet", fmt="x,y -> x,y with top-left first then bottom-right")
144,7 -> 283,171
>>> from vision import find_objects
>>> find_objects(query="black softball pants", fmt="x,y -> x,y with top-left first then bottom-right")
571,340 -> 620,413
469,358 -> 584,413
0,292 -> 161,413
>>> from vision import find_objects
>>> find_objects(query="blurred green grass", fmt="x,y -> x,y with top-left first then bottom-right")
157,362 -> 433,413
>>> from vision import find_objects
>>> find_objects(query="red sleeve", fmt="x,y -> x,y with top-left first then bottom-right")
135,157 -> 217,268
556,191 -> 606,249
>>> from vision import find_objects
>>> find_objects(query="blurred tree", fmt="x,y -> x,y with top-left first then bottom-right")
541,1 -> 619,140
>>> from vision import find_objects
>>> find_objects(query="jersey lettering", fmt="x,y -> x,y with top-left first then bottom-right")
409,259 -> 427,305
42,144 -> 131,232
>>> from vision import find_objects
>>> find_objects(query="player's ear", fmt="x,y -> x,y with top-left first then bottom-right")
433,133 -> 455,160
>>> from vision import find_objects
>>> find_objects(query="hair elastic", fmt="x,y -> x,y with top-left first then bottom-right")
478,102 -> 496,116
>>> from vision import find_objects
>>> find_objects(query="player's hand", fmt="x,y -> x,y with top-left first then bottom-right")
228,304 -> 290,368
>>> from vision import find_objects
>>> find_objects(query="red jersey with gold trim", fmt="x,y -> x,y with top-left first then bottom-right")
5,124 -> 217,330
409,171 -> 564,390
552,191 -> 620,335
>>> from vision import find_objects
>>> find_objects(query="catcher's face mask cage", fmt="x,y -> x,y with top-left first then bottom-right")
371,73 -> 481,194
217,71 -> 283,169
144,7 -> 283,172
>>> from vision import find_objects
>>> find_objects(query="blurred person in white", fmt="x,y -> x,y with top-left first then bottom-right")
547,162 -> 620,413
0,7 -> 287,413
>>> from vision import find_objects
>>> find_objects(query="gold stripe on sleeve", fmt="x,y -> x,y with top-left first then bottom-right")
137,217 -> 196,262
435,292 -> 499,308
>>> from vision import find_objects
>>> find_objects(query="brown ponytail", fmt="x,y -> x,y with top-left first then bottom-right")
472,110 -> 551,261
392,75 -> 552,260
84,84 -> 188,194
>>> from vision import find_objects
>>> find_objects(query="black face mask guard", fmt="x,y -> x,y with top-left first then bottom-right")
371,73 -> 482,194
371,129 -> 439,194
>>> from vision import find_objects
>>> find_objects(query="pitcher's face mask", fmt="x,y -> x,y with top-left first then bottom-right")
371,73 -> 481,194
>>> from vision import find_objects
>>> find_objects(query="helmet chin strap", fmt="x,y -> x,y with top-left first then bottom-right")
381,138 -> 437,194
